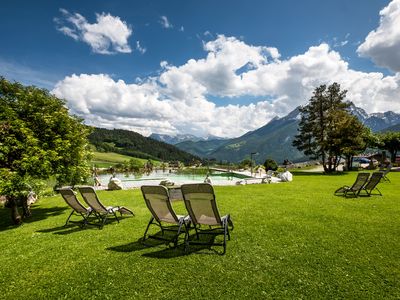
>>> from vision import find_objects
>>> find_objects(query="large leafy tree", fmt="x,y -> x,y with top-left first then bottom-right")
378,131 -> 400,163
293,82 -> 368,172
0,77 -> 92,224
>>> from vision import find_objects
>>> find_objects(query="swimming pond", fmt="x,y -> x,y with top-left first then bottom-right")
97,169 -> 251,188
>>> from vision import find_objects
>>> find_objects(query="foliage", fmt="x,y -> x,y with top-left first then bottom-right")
263,158 -> 278,171
293,83 -> 369,172
89,127 -> 200,164
238,158 -> 252,169
0,77 -> 91,223
0,173 -> 399,298
378,131 -> 400,163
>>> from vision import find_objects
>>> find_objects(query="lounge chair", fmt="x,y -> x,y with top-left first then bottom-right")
59,187 -> 93,227
141,185 -> 190,247
358,172 -> 383,196
379,164 -> 392,182
334,173 -> 370,198
180,183 -> 234,255
78,186 -> 134,228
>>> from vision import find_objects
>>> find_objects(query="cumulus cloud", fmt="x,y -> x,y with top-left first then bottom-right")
53,35 -> 400,138
357,0 -> 400,72
55,9 -> 132,54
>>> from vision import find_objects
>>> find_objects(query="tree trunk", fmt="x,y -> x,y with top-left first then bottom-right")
8,197 -> 22,225
21,197 -> 32,218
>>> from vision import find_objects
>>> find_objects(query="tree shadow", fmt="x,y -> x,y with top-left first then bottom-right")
292,171 -> 349,176
0,205 -> 68,232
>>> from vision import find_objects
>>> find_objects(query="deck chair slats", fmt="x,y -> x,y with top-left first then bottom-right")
141,185 -> 189,247
147,197 -> 176,223
185,197 -> 220,226
181,183 -> 233,255
59,188 -> 92,226
359,172 -> 383,196
78,186 -> 134,228
334,173 -> 370,197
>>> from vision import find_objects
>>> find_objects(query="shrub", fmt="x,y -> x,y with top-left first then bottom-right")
264,158 -> 278,171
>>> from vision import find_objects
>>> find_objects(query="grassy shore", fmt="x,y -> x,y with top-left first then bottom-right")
0,172 -> 399,299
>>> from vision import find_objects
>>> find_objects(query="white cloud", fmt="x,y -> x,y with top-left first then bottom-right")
160,16 -> 173,29
357,0 -> 400,72
55,9 -> 132,54
53,35 -> 400,138
136,41 -> 146,54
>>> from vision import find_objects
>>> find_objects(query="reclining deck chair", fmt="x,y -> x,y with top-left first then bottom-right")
141,185 -> 190,247
334,173 -> 370,198
181,183 -> 234,255
59,187 -> 93,227
379,165 -> 392,182
358,172 -> 383,196
78,186 -> 134,228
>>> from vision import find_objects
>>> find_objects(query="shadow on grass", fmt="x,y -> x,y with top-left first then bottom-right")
107,231 -> 223,258
142,234 -> 223,258
36,216 -> 122,235
0,205 -> 68,232
291,171 -> 349,176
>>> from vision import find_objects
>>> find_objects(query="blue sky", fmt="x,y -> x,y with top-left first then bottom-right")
1,0 -> 400,137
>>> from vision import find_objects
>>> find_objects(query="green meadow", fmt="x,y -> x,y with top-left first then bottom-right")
0,172 -> 399,299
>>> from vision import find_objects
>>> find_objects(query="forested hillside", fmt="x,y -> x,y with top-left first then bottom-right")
88,127 -> 200,163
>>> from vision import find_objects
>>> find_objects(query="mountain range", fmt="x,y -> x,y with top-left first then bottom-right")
149,133 -> 226,145
151,104 -> 400,164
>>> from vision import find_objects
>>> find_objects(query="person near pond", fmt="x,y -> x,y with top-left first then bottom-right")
94,175 -> 102,187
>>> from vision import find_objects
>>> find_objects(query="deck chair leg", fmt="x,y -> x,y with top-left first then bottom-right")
222,222 -> 228,255
194,225 -> 200,240
65,210 -> 75,226
100,215 -> 108,229
112,211 -> 119,223
143,217 -> 154,241
174,220 -> 184,247
376,187 -> 382,196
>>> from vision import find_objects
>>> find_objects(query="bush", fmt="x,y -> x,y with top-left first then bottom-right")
264,158 -> 278,171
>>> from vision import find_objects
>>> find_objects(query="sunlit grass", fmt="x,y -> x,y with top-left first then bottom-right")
0,172 -> 399,299
91,151 -> 159,168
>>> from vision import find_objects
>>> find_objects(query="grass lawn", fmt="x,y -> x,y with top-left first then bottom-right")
91,151 -> 158,168
0,172 -> 399,299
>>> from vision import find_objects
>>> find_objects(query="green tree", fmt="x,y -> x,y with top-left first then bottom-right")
263,158 -> 278,171
330,111 -> 373,170
378,131 -> 400,163
0,77 -> 92,224
293,83 -> 368,173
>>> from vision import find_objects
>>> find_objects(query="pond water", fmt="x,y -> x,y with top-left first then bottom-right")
97,169 -> 250,188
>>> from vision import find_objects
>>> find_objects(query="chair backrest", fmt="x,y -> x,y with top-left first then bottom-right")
181,183 -> 222,226
59,188 -> 88,213
78,186 -> 108,213
141,185 -> 179,224
350,173 -> 370,191
363,172 -> 383,191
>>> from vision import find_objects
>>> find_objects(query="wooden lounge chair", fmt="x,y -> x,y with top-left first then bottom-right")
334,173 -> 370,198
78,186 -> 134,228
358,172 -> 383,196
141,185 -> 190,247
180,183 -> 234,255
59,187 -> 93,227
